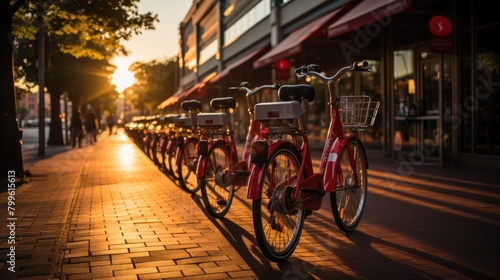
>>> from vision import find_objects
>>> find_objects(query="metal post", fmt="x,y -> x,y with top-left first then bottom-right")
64,91 -> 69,145
37,27 -> 46,156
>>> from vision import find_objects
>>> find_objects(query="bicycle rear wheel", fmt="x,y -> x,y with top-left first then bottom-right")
159,136 -> 168,171
200,143 -> 234,218
331,139 -> 367,233
252,144 -> 305,262
153,136 -> 163,167
167,137 -> 178,179
177,137 -> 200,194
147,135 -> 156,161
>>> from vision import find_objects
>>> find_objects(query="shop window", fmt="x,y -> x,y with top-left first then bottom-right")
183,20 -> 196,75
461,10 -> 500,155
474,50 -> 500,155
360,60 -> 383,149
224,0 -> 271,46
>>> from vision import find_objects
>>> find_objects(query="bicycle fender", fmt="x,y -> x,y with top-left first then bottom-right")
175,146 -> 182,166
247,165 -> 264,199
324,137 -> 346,192
196,140 -> 228,178
196,154 -> 206,178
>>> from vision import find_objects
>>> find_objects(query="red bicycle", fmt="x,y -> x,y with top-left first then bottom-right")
248,61 -> 380,262
156,114 -> 180,174
174,100 -> 203,194
196,83 -> 280,218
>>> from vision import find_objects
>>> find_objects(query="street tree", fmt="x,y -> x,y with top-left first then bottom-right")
1,0 -> 158,177
127,58 -> 178,115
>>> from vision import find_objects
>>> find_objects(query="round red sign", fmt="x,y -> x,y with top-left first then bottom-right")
274,59 -> 291,71
429,15 -> 452,37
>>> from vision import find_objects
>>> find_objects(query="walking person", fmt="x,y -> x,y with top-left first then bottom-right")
69,112 -> 84,148
85,108 -> 99,144
107,112 -> 117,135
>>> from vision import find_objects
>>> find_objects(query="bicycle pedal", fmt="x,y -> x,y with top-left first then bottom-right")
216,199 -> 227,206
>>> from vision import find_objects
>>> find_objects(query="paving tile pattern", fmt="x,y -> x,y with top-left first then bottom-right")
1,130 -> 499,279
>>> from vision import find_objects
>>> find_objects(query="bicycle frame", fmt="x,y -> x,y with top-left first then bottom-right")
174,101 -> 202,169
247,62 -> 370,211
196,120 -> 260,180
196,83 -> 280,185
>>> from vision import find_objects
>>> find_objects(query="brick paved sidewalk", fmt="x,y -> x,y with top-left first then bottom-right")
1,129 -> 499,279
1,131 -> 274,279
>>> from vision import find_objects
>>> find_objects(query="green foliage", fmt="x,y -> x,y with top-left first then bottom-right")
8,0 -> 159,145
478,52 -> 500,74
127,58 -> 178,115
13,0 -> 158,60
12,0 -> 158,101
16,105 -> 29,121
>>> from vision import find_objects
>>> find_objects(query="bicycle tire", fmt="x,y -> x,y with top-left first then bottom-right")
200,142 -> 234,218
177,137 -> 200,194
252,144 -> 306,262
159,136 -> 168,171
331,138 -> 367,233
143,135 -> 151,157
167,138 -> 178,179
147,135 -> 155,161
153,136 -> 163,167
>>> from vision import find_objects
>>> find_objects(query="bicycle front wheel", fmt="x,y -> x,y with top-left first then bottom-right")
331,139 -> 367,233
178,137 -> 200,194
200,143 -> 234,218
252,144 -> 306,262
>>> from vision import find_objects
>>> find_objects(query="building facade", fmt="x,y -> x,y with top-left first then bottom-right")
158,0 -> 500,169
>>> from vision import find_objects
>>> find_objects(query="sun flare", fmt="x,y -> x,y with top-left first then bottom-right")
111,64 -> 135,93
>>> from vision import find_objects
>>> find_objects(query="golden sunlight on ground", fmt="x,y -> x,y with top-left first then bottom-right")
111,62 -> 135,93
116,132 -> 137,171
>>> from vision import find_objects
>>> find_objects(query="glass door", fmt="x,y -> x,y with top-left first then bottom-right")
417,52 -> 441,163
393,50 -> 452,165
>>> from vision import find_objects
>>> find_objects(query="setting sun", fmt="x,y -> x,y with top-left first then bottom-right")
111,65 -> 135,93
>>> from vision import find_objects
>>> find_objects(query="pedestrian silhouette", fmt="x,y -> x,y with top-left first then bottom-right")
69,112 -> 84,148
107,112 -> 117,135
85,108 -> 99,144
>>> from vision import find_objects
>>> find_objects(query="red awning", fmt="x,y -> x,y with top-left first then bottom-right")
210,44 -> 269,84
157,88 -> 191,110
327,0 -> 411,38
157,72 -> 217,110
253,4 -> 354,69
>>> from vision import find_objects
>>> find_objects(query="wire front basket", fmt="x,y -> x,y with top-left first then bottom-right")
339,95 -> 380,128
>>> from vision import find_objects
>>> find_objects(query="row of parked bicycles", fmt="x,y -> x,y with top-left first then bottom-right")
124,62 -> 380,262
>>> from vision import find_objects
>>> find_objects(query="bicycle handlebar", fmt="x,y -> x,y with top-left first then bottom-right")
295,61 -> 371,82
229,82 -> 281,97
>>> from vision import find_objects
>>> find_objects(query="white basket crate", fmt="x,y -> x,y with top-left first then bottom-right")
255,101 -> 303,126
173,116 -> 192,128
339,95 -> 380,128
197,113 -> 229,128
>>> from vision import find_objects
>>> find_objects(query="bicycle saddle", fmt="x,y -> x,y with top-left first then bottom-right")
278,84 -> 315,102
210,97 -> 236,110
181,100 -> 202,111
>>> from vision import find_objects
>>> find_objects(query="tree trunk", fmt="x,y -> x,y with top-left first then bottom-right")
47,91 -> 64,145
1,1 -> 24,178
